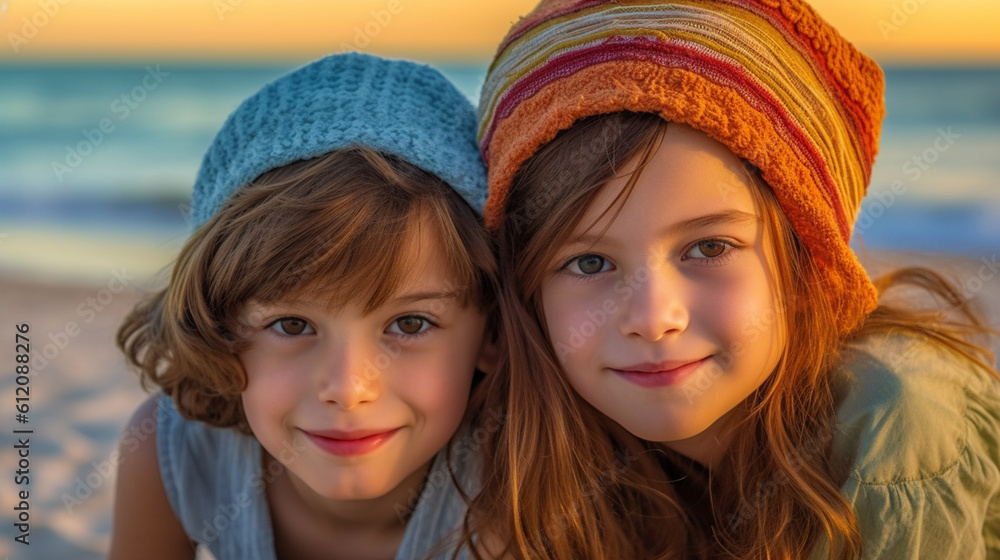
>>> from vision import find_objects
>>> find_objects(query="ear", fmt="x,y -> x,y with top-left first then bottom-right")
475,328 -> 501,375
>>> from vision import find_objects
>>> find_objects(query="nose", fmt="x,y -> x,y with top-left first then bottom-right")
618,266 -> 689,341
316,339 -> 381,410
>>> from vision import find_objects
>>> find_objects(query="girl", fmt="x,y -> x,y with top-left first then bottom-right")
110,53 -> 496,560
467,1 -> 1000,558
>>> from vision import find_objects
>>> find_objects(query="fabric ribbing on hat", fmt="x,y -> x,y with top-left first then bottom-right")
191,52 -> 486,228
480,1 -> 878,242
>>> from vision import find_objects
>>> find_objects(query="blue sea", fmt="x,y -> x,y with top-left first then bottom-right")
1,63 -> 998,280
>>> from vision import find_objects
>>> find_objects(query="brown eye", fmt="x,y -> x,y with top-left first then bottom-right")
273,318 -> 311,336
392,316 -> 428,335
698,241 -> 726,258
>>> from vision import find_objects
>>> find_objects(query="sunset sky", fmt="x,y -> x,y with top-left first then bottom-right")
1,0 -> 998,64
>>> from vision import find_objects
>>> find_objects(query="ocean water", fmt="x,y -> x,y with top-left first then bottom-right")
0,63 -> 998,281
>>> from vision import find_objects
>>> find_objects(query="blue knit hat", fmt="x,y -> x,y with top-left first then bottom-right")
190,52 -> 487,228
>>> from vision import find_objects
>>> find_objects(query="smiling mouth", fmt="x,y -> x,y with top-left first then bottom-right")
610,356 -> 711,388
301,428 -> 401,456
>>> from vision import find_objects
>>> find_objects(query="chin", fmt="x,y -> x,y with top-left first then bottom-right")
325,488 -> 389,501
620,414 -> 713,445
309,474 -> 397,501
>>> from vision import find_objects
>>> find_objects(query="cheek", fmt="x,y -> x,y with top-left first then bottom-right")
540,287 -> 573,366
241,385 -> 279,445
540,285 -> 605,386
394,333 -> 480,418
541,281 -> 606,346
239,351 -> 302,423
707,263 -> 785,365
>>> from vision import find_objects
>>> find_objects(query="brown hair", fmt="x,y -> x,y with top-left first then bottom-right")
118,146 -> 497,432
464,112 -> 998,559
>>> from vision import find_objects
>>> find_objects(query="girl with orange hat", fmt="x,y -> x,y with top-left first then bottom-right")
464,1 -> 1000,558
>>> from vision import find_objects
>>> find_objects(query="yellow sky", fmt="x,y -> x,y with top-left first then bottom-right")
1,0 -> 997,63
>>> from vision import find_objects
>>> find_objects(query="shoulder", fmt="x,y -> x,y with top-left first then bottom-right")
827,332 -> 1000,557
116,394 -> 163,471
154,394 -> 263,519
832,331 -> 999,483
150,394 -> 276,557
155,393 -> 230,481
156,394 -> 263,495
109,394 -> 195,559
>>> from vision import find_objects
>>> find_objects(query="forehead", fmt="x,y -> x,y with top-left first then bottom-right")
391,221 -> 459,293
277,213 -> 467,313
577,123 -> 758,238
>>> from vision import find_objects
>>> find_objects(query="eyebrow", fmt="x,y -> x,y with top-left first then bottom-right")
248,289 -> 463,316
566,210 -> 760,247
388,290 -> 462,306
661,210 -> 760,237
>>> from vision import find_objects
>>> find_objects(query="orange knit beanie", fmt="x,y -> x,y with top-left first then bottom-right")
478,0 -> 886,334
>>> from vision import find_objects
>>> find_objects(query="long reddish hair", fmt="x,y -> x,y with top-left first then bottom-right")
463,112 -> 997,559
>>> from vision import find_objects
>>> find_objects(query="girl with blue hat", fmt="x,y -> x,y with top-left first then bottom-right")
110,52 -> 496,560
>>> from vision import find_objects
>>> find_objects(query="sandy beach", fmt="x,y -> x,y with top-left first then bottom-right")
0,274 -> 150,559
0,249 -> 998,560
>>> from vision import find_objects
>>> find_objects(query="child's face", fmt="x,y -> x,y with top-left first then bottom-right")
237,226 -> 492,502
540,123 -> 786,465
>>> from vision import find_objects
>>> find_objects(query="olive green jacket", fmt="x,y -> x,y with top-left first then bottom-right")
812,334 -> 1000,559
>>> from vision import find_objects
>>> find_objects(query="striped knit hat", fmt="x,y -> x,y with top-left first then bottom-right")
478,0 -> 885,334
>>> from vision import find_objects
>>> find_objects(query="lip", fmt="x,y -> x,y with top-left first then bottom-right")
610,356 -> 712,388
301,427 -> 401,457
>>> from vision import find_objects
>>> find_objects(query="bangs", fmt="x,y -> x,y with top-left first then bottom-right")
198,147 -> 491,324
264,199 -> 482,314
504,111 -> 665,300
